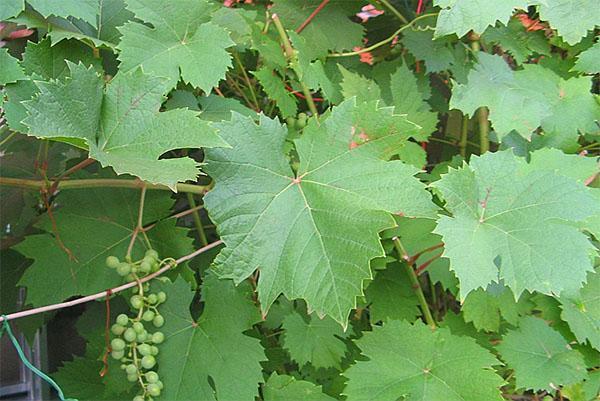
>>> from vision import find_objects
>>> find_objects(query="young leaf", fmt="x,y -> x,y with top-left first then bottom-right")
204,100 -> 435,326
481,19 -> 551,65
344,320 -> 504,401
282,311 -> 350,370
432,150 -> 599,299
117,0 -> 233,92
23,63 -> 228,188
497,316 -> 588,392
264,373 -> 337,401
157,275 -> 265,401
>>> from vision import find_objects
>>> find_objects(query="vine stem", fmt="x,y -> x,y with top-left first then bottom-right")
186,193 -> 209,246
126,185 -> 147,260
271,13 -> 319,117
477,107 -> 490,153
329,13 -> 438,57
393,237 -> 436,329
0,177 -> 209,195
296,0 -> 330,33
232,51 -> 260,111
459,114 -> 468,157
0,240 -> 224,323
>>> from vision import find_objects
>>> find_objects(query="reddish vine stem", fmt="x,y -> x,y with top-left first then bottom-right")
48,158 -> 95,195
296,0 -> 330,33
0,240 -> 224,323
415,252 -> 443,275
408,242 -> 443,264
99,288 -> 113,377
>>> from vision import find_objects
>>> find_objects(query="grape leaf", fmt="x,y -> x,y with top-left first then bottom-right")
402,29 -> 454,72
364,264 -> 420,323
0,49 -> 25,85
434,0 -> 530,38
254,67 -> 298,118
282,311 -> 350,369
573,41 -> 600,74
264,373 -> 337,401
23,63 -> 228,188
117,0 -> 233,92
560,271 -> 600,351
432,150 -> 599,299
270,0 -> 365,57
16,185 -> 193,306
157,274 -> 265,401
538,0 -> 600,45
27,0 -> 99,27
481,19 -> 551,64
497,316 -> 588,391
204,100 -> 435,326
0,0 -> 23,20
462,284 -> 532,332
451,53 -> 600,140
344,320 -> 504,401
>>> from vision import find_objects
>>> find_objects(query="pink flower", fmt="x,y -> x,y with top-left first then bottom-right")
356,4 -> 384,23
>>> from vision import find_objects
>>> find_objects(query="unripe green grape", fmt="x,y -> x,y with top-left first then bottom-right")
143,283 -> 150,292
142,310 -> 155,322
125,364 -> 137,375
133,322 -> 144,333
157,292 -> 167,303
126,274 -> 135,281
127,374 -> 138,383
152,315 -> 164,328
106,256 -> 120,269
124,328 -> 137,342
117,263 -> 131,277
157,380 -> 163,390
147,294 -> 158,304
130,295 -> 144,309
133,396 -> 145,401
131,265 -> 138,274
151,332 -> 164,344
296,112 -> 308,128
111,350 -> 124,360
151,261 -> 159,272
111,338 -> 126,351
145,371 -> 159,383
137,332 -> 148,342
147,383 -> 160,397
116,314 -> 129,326
150,346 -> 159,356
131,286 -> 139,294
141,355 -> 156,369
139,260 -> 152,273
145,249 -> 159,260
137,343 -> 152,356
111,324 -> 125,336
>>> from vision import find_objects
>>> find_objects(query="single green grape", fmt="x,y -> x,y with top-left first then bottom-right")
142,310 -> 155,322
147,383 -> 160,397
133,396 -> 145,401
111,349 -> 125,360
125,364 -> 137,375
127,374 -> 138,383
111,338 -> 126,351
141,355 -> 156,369
157,292 -> 167,303
117,263 -> 132,277
137,331 -> 148,342
150,346 -> 159,356
152,315 -> 164,328
151,332 -> 164,344
124,328 -> 137,342
137,343 -> 152,356
106,256 -> 120,269
139,260 -> 152,273
111,324 -> 125,336
147,294 -> 158,304
116,314 -> 129,326
133,321 -> 145,333
130,295 -> 144,309
156,381 -> 163,390
145,249 -> 159,260
150,261 -> 159,272
131,265 -> 138,274
145,371 -> 159,383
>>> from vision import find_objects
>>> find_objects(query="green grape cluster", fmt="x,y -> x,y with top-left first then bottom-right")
106,249 -> 168,401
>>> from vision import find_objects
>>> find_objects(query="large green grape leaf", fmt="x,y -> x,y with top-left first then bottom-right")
264,373 -> 337,401
432,150 -> 599,300
344,320 -> 504,401
451,53 -> 600,140
0,49 -> 25,85
204,100 -> 436,326
27,0 -> 99,27
573,41 -> 600,74
560,271 -> 600,351
497,316 -> 588,391
157,275 -> 265,401
117,0 -> 233,92
0,0 -> 23,20
23,63 -> 227,188
433,0 -> 530,38
462,284 -> 532,332
270,0 -> 365,57
282,311 -> 350,369
15,185 -> 193,307
538,0 -> 600,45
364,264 -> 420,323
